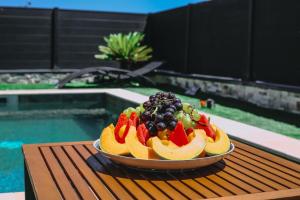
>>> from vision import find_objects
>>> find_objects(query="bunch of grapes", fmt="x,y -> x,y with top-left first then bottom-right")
176,103 -> 201,129
140,92 -> 183,136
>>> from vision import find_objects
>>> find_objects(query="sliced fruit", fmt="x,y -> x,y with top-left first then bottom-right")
137,124 -> 150,145
152,129 -> 206,160
187,129 -> 206,142
196,114 -> 216,140
158,129 -> 171,140
117,119 -> 134,144
161,140 -> 179,149
114,113 -> 128,143
125,127 -> 159,159
129,112 -> 139,127
205,125 -> 230,155
169,121 -> 189,146
100,124 -> 130,155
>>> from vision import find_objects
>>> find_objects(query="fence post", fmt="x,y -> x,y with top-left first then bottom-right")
245,0 -> 254,81
184,4 -> 191,74
51,8 -> 58,69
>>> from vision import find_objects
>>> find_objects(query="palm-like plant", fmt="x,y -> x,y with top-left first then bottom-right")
95,32 -> 153,67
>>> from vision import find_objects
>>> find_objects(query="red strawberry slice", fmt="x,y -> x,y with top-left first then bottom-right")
114,113 -> 128,143
118,119 -> 134,144
169,121 -> 189,147
137,124 -> 150,146
130,112 -> 139,127
196,114 -> 216,140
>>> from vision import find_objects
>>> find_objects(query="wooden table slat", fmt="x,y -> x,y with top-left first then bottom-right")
85,144 -> 153,200
208,165 -> 261,194
40,147 -> 81,200
73,145 -> 134,200
23,140 -> 300,200
233,141 -> 300,172
234,147 -> 300,179
222,159 -> 286,190
232,151 -> 300,187
164,178 -> 205,199
185,171 -> 234,197
52,146 -> 98,200
63,146 -> 117,200
228,154 -> 293,189
23,145 -> 62,200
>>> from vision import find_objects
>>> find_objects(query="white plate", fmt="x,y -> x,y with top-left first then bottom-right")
93,139 -> 234,171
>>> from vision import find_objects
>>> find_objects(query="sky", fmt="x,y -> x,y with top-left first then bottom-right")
0,0 -> 205,14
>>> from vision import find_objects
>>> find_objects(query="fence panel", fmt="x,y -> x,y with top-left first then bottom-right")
0,7 -> 52,69
252,0 -> 300,86
188,0 -> 252,79
146,6 -> 189,72
55,10 -> 147,69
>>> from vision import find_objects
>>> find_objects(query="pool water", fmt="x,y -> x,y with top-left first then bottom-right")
0,93 -> 136,193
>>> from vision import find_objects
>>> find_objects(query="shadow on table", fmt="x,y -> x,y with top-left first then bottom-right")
86,152 -> 225,181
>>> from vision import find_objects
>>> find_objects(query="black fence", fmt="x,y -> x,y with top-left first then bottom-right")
0,1 -> 299,87
147,0 -> 300,87
0,7 -> 147,70
0,8 -> 52,69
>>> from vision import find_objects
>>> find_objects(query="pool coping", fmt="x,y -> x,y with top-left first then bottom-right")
0,88 -> 300,197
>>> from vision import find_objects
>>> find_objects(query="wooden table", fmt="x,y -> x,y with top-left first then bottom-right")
23,140 -> 300,200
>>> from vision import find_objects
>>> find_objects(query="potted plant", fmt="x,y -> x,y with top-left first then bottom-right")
95,32 -> 153,69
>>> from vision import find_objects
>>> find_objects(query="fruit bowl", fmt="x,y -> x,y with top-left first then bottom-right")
93,139 -> 234,170
94,92 -> 235,170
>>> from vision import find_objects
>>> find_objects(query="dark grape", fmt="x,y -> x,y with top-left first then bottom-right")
149,125 -> 157,136
141,111 -> 151,122
155,92 -> 163,97
156,122 -> 166,131
169,105 -> 176,110
174,98 -> 181,104
151,114 -> 156,121
174,102 -> 183,111
163,112 -> 173,121
167,92 -> 175,99
168,121 -> 177,130
165,107 -> 175,113
163,101 -> 171,107
145,121 -> 152,128
155,114 -> 164,122
143,101 -> 151,109
149,95 -> 156,100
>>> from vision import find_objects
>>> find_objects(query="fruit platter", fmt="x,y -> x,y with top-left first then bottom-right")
93,92 -> 234,170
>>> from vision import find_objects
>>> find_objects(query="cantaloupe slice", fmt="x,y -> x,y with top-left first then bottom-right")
100,124 -> 130,155
205,125 -> 230,155
151,129 -> 206,160
125,128 -> 159,159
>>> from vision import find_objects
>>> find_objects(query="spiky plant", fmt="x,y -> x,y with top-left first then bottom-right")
95,32 -> 153,66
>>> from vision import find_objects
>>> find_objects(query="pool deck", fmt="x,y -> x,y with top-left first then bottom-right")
0,88 -> 300,199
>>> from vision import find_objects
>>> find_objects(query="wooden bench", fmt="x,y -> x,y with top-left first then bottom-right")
23,140 -> 300,200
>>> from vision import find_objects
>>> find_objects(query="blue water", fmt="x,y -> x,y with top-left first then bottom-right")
0,93 -> 133,193
0,114 -> 116,192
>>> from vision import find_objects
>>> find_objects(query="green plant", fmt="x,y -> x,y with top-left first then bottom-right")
95,32 -> 153,64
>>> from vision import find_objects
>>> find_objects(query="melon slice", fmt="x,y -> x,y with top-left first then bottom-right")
205,125 -> 230,155
125,128 -> 159,159
100,124 -> 130,155
151,129 -> 206,160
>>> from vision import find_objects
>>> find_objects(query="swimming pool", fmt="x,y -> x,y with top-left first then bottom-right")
0,92 -> 137,193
